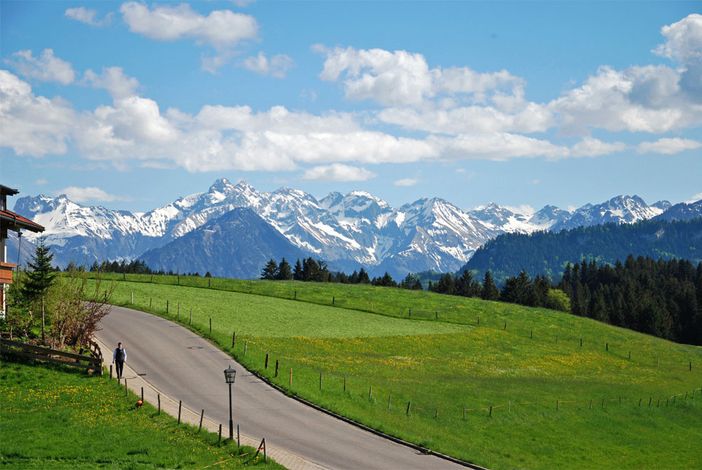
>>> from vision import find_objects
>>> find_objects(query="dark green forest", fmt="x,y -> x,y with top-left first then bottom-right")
463,217 -> 702,284
559,257 -> 702,345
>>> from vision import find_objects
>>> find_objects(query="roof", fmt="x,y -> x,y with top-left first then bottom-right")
0,209 -> 44,233
0,185 -> 19,196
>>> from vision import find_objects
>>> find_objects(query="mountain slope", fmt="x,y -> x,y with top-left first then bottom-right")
12,177 -> 695,277
139,207 -> 307,279
462,217 -> 702,283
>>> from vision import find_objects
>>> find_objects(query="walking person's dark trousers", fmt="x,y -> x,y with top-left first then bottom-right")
115,360 -> 124,379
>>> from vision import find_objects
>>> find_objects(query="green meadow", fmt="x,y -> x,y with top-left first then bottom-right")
0,361 -> 282,469
90,274 -> 702,469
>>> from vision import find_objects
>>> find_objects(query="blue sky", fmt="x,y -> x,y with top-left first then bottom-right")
1,1 -> 701,212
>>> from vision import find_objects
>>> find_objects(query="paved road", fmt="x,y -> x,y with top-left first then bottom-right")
97,305 -> 466,470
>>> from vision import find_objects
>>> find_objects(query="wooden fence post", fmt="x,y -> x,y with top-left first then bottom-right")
141,387 -> 144,402
343,375 -> 346,392
199,409 -> 204,432
580,338 -> 583,347
289,367 -> 293,387
109,364 -> 113,379
265,353 -> 269,369
244,342 -> 247,356
232,332 -> 236,348
189,308 -> 192,325
368,385 -> 372,400
125,379 -> 128,397
274,360 -> 279,377
387,394 -> 391,410
237,424 -> 240,447
406,401 -> 411,416
131,291 -> 134,304
209,317 -> 212,335
166,300 -> 169,314
332,296 -> 335,305
489,405 -> 493,417
218,424 -> 222,445
606,342 -> 609,352
149,298 -> 152,309
178,400 -> 182,424
158,393 -> 161,414
319,371 -> 322,390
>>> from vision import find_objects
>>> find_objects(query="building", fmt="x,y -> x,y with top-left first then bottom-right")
0,184 -> 45,320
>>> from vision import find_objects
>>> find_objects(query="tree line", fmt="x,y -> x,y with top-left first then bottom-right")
428,270 -> 570,311
559,256 -> 702,345
260,257 -> 423,289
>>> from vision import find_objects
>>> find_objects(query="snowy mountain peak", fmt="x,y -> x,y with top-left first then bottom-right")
12,179 -> 692,279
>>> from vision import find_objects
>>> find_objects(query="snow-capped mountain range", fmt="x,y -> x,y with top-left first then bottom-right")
11,178 -> 697,278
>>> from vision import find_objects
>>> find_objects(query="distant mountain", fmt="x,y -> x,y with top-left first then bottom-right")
462,217 -> 702,284
550,195 -> 667,232
11,177 -> 697,278
653,199 -> 702,222
139,208 -> 307,279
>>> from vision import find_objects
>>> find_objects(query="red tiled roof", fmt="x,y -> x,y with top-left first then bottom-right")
0,209 -> 44,233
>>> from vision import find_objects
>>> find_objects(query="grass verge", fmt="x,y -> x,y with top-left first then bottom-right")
0,360 -> 283,469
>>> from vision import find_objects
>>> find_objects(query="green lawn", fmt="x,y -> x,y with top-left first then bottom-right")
89,274 -> 702,469
0,361 -> 282,469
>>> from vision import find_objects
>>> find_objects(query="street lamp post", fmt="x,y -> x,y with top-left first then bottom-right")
223,365 -> 237,441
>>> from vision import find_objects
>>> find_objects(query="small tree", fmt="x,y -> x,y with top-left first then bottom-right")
261,259 -> 278,280
48,270 -> 113,349
481,271 -> 500,300
21,238 -> 56,302
400,273 -> 423,290
277,258 -> 293,280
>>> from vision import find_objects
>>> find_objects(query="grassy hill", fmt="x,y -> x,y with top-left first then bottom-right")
0,361 -> 281,469
88,273 -> 702,469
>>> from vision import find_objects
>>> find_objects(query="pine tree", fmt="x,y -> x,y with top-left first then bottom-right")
293,259 -> 303,280
277,258 -> 293,280
357,268 -> 370,284
260,259 -> 278,280
481,271 -> 500,300
21,238 -> 56,302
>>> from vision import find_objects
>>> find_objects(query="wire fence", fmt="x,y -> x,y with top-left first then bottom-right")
98,284 -> 702,427
83,271 -> 702,375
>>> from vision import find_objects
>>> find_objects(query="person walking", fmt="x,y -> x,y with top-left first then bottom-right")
113,342 -> 127,379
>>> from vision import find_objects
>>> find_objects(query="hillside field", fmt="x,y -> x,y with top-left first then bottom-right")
0,361 -> 282,469
89,273 -> 702,469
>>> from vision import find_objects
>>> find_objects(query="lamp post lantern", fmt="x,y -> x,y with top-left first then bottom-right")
224,365 -> 236,440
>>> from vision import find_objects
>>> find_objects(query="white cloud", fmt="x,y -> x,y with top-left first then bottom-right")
7,49 -> 75,85
65,7 -> 112,27
378,102 -> 553,134
637,137 -> 702,155
0,70 -> 75,156
35,178 -> 48,185
242,52 -> 294,78
570,137 -> 627,157
687,192 -> 702,203
82,67 -> 140,99
55,186 -> 123,202
549,65 -> 699,134
394,178 -> 417,187
120,2 -> 257,71
434,133 -> 568,161
654,14 -> 702,64
120,2 -> 257,46
302,164 -> 376,182
318,46 -> 522,107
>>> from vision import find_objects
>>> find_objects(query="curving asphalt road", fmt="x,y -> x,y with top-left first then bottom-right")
97,305 -> 466,470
